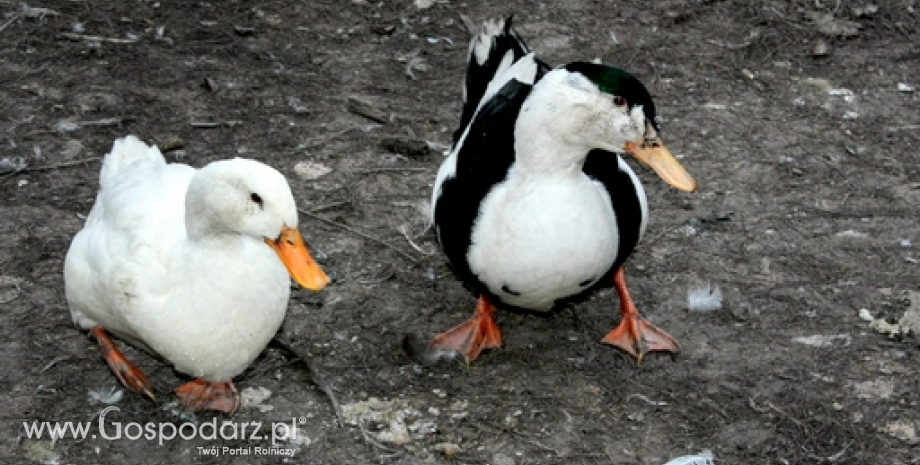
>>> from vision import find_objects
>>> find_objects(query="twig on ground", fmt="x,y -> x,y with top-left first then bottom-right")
25,157 -> 102,172
299,126 -> 363,149
298,208 -> 418,264
1,157 -> 102,182
40,355 -> 70,373
58,32 -> 139,44
397,223 -> 435,255
352,167 -> 429,174
357,420 -> 400,454
0,14 -> 22,33
309,201 -> 350,213
270,336 -> 344,427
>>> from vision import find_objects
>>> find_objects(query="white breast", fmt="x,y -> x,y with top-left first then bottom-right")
467,171 -> 618,310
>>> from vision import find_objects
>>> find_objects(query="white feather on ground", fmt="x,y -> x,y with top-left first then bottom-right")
662,450 -> 715,465
87,386 -> 123,405
686,282 -> 723,312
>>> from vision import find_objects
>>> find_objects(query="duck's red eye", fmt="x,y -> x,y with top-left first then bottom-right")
613,96 -> 626,107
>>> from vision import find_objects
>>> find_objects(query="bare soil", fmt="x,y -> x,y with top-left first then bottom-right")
1,1 -> 918,464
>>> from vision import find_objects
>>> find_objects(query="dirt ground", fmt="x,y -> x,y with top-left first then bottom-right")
1,0 -> 918,464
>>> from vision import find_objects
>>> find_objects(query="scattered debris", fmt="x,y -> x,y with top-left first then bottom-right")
347,96 -> 389,123
870,318 -> 905,338
0,157 -> 27,174
202,77 -> 218,92
431,442 -> 461,459
60,140 -> 83,159
0,276 -> 26,303
852,379 -> 894,400
20,3 -> 60,20
700,211 -> 734,224
372,24 -> 396,35
380,136 -> 433,159
189,120 -> 242,129
678,223 -> 699,236
240,386 -> 273,412
811,39 -> 830,56
21,440 -> 61,465
851,4 -> 879,18
861,294 -> 919,338
806,12 -> 862,37
293,161 -> 333,180
881,420 -> 919,444
792,334 -> 851,348
341,397 -> 428,444
287,96 -> 311,114
835,229 -> 868,238
662,450 -> 715,465
405,54 -> 429,80
898,290 -> 920,334
233,25 -> 255,36
53,118 -> 124,133
87,386 -> 123,405
707,29 -> 760,49
58,32 -> 139,44
686,282 -> 722,312
154,135 -> 184,152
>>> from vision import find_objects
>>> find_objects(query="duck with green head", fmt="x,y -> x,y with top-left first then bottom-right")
429,17 -> 697,364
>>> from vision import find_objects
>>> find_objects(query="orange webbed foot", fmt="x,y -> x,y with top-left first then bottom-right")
601,268 -> 680,363
90,326 -> 155,400
176,379 -> 240,414
602,314 -> 681,363
429,295 -> 502,364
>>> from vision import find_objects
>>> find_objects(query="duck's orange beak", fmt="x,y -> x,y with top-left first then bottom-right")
625,137 -> 698,193
265,226 -> 328,291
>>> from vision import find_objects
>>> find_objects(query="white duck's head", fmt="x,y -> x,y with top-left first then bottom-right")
185,158 -> 329,291
519,62 -> 697,192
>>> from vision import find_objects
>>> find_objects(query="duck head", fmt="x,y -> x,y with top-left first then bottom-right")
185,159 -> 329,291
525,62 -> 697,192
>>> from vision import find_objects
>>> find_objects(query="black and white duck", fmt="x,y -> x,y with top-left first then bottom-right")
428,17 -> 697,364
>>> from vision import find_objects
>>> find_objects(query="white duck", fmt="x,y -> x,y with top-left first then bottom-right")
64,135 -> 328,414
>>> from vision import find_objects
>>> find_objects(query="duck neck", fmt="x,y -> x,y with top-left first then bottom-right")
512,107 -> 588,180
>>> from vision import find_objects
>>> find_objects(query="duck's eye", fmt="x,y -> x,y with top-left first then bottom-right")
613,96 -> 627,107
250,193 -> 263,206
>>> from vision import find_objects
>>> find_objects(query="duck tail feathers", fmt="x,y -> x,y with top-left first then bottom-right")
463,17 -> 530,106
454,16 -> 534,144
99,135 -> 166,187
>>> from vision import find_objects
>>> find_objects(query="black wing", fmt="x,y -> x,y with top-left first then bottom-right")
435,79 -> 533,294
582,150 -> 645,275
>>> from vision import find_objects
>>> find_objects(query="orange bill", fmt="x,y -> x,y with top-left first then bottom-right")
265,226 -> 329,291
625,137 -> 698,193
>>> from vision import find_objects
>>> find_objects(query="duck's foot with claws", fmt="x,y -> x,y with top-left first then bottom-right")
176,379 -> 240,414
90,326 -> 155,400
601,268 -> 680,363
429,295 -> 502,364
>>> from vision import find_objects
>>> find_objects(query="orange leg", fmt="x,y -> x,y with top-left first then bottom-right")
89,326 -> 155,400
429,295 -> 502,364
176,379 -> 240,415
601,268 -> 680,363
